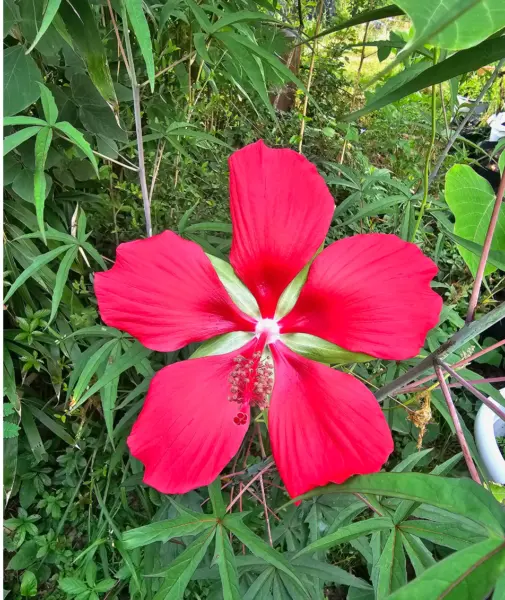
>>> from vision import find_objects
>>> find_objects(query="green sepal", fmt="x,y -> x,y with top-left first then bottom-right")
282,333 -> 374,365
190,332 -> 255,359
207,254 -> 260,319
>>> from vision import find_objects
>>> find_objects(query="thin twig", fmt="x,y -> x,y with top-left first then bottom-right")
429,59 -> 505,185
466,168 -> 505,323
148,140 -> 165,203
298,0 -> 324,154
140,52 -> 195,88
106,0 -> 131,76
440,361 -> 505,422
434,363 -> 481,484
246,487 -> 281,521
398,339 -> 505,394
259,474 -> 273,546
92,150 -> 139,172
226,461 -> 274,512
407,377 -> 505,393
375,302 -> 505,401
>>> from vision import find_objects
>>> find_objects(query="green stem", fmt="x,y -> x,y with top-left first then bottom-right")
410,47 -> 440,242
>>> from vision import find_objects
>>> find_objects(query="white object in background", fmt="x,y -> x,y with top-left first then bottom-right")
475,388 -> 505,484
487,112 -> 505,142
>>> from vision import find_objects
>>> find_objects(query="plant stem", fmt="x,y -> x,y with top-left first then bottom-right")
121,5 -> 152,237
298,0 -> 324,154
410,48 -> 439,241
226,461 -> 273,512
434,363 -> 481,484
429,59 -> 505,185
440,361 -> 505,421
465,168 -> 505,323
375,302 -> 505,401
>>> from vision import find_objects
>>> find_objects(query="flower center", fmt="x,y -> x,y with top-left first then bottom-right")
255,318 -> 280,344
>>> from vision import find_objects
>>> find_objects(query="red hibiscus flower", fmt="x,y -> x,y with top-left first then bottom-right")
94,140 -> 442,499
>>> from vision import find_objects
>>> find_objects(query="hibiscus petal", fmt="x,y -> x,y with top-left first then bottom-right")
128,352 -> 250,494
94,231 -> 254,352
280,233 -> 442,360
269,343 -> 393,499
229,140 -> 335,318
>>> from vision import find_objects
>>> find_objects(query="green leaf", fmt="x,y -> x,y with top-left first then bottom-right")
388,538 -> 505,600
243,568 -> 275,600
208,479 -> 226,519
395,0 -> 505,51
20,570 -> 37,597
49,246 -> 78,324
398,520 -> 486,550
122,515 -> 216,549
34,127 -> 54,241
55,121 -> 99,176
3,421 -> 20,438
37,83 -> 59,125
4,45 -> 42,116
375,528 -> 406,598
344,36 -> 505,121
294,518 -> 392,557
209,10 -> 276,34
3,126 -> 42,156
4,116 -> 47,127
292,555 -> 372,590
124,0 -> 155,91
341,195 -> 406,226
445,164 -> 505,276
215,525 -> 241,600
281,333 -> 374,365
291,473 -> 505,535
68,339 -> 118,406
223,514 -> 309,597
400,533 -> 435,576
4,244 -> 73,302
25,404 -> 75,446
305,5 -> 404,44
184,0 -> 212,33
26,0 -> 63,54
7,540 -> 38,570
190,332 -> 255,359
100,342 -> 121,443
59,578 -> 89,595
58,0 -> 117,105
392,448 -> 433,473
71,342 -> 151,409
193,32 -> 212,63
153,528 -> 216,600
442,230 -> 505,272
207,255 -> 260,319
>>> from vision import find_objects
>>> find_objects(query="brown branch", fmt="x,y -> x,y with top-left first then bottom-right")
434,363 -> 481,484
226,461 -> 274,512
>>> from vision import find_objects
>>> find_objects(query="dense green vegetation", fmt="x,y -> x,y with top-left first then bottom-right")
3,0 -> 505,599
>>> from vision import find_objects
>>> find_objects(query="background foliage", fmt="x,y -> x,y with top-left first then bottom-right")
3,0 -> 505,598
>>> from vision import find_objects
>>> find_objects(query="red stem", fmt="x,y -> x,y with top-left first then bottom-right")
434,364 -> 481,484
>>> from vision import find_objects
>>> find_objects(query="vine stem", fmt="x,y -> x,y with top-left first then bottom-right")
440,361 -> 505,422
434,363 -> 481,484
410,47 -> 439,241
466,168 -> 505,323
298,0 -> 324,154
121,5 -> 152,237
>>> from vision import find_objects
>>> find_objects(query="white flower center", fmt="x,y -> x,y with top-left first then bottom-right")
255,318 -> 280,344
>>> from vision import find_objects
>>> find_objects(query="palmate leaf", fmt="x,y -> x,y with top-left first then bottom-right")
4,45 -> 42,116
400,533 -> 436,576
215,525 -> 241,600
389,538 -> 505,600
223,514 -> 309,597
153,528 -> 216,600
292,473 -> 505,535
122,514 -> 217,549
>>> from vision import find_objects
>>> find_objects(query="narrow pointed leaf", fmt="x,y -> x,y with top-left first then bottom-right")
215,525 -> 241,600
34,127 -> 54,241
49,245 -> 78,324
37,83 -> 59,125
55,121 -> 99,176
4,126 -> 42,156
124,0 -> 155,91
26,0 -> 63,54
122,515 -> 217,549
